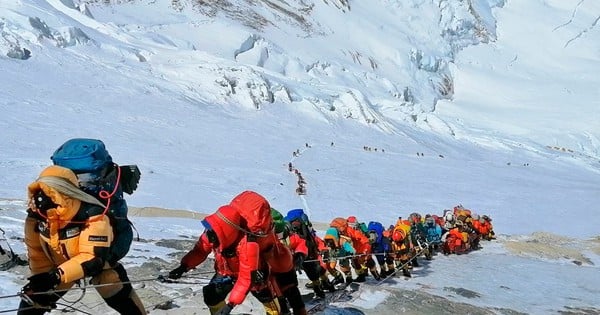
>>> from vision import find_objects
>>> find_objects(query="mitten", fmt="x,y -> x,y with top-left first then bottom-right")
168,264 -> 188,279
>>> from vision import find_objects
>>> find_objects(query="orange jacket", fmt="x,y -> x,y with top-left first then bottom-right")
390,227 -> 411,252
25,166 -> 113,284
345,227 -> 371,254
448,228 -> 466,243
472,220 -> 488,235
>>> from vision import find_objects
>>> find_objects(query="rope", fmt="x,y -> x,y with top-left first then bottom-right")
0,305 -> 37,314
0,293 -> 21,300
145,278 -> 208,311
374,245 -> 429,286
0,271 -> 212,314
17,275 -> 160,299
215,210 -> 269,238
303,252 -> 387,263
55,302 -> 93,315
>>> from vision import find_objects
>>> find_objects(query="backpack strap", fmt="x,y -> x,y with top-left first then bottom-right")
215,210 -> 269,238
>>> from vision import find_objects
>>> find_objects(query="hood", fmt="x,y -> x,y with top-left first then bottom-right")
324,227 -> 340,246
203,205 -> 243,250
367,221 -> 384,242
27,165 -> 81,225
27,165 -> 82,253
271,208 -> 287,234
284,208 -> 306,222
329,217 -> 348,234
229,190 -> 272,234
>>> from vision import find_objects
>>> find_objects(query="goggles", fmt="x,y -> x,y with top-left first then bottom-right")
32,190 -> 57,214
201,219 -> 220,246
368,231 -> 377,243
324,238 -> 336,249
290,220 -> 303,232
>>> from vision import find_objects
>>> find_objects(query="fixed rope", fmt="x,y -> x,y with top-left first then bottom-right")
0,270 -> 213,314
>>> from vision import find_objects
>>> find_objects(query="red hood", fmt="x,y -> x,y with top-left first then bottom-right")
204,205 -> 243,250
229,190 -> 272,234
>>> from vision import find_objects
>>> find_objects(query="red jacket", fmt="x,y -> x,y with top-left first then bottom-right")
181,200 -> 293,306
181,205 -> 252,305
288,233 -> 309,256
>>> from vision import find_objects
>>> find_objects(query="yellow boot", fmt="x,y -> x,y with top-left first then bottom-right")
262,298 -> 281,315
208,301 -> 226,315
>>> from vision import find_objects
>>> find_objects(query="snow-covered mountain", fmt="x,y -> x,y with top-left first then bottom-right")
1,0 -> 599,314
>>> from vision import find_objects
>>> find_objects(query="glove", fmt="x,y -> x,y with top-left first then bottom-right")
293,253 -> 305,273
214,302 -> 234,315
23,270 -> 61,293
119,165 -> 141,195
168,264 -> 188,279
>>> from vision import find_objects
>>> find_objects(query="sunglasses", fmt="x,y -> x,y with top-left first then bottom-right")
202,220 -> 220,246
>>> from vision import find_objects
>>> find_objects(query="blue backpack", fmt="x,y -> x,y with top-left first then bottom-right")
285,208 -> 320,257
51,138 -> 141,265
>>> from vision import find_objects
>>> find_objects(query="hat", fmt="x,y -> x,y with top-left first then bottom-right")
271,208 -> 287,234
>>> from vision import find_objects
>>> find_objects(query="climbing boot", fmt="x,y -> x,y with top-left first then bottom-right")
354,273 -> 366,282
345,275 -> 353,285
313,282 -> 326,299
320,279 -> 335,292
370,268 -> 381,281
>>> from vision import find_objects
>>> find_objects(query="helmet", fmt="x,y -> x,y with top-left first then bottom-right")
409,212 -> 421,223
425,217 -> 435,226
455,220 -> 464,227
392,229 -> 405,242
347,216 -> 358,228
271,208 -> 288,234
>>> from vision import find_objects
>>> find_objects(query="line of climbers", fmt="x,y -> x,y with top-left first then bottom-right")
168,202 -> 495,315
13,138 -> 496,315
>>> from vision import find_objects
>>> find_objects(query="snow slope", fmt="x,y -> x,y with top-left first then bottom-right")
1,0 -> 599,314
